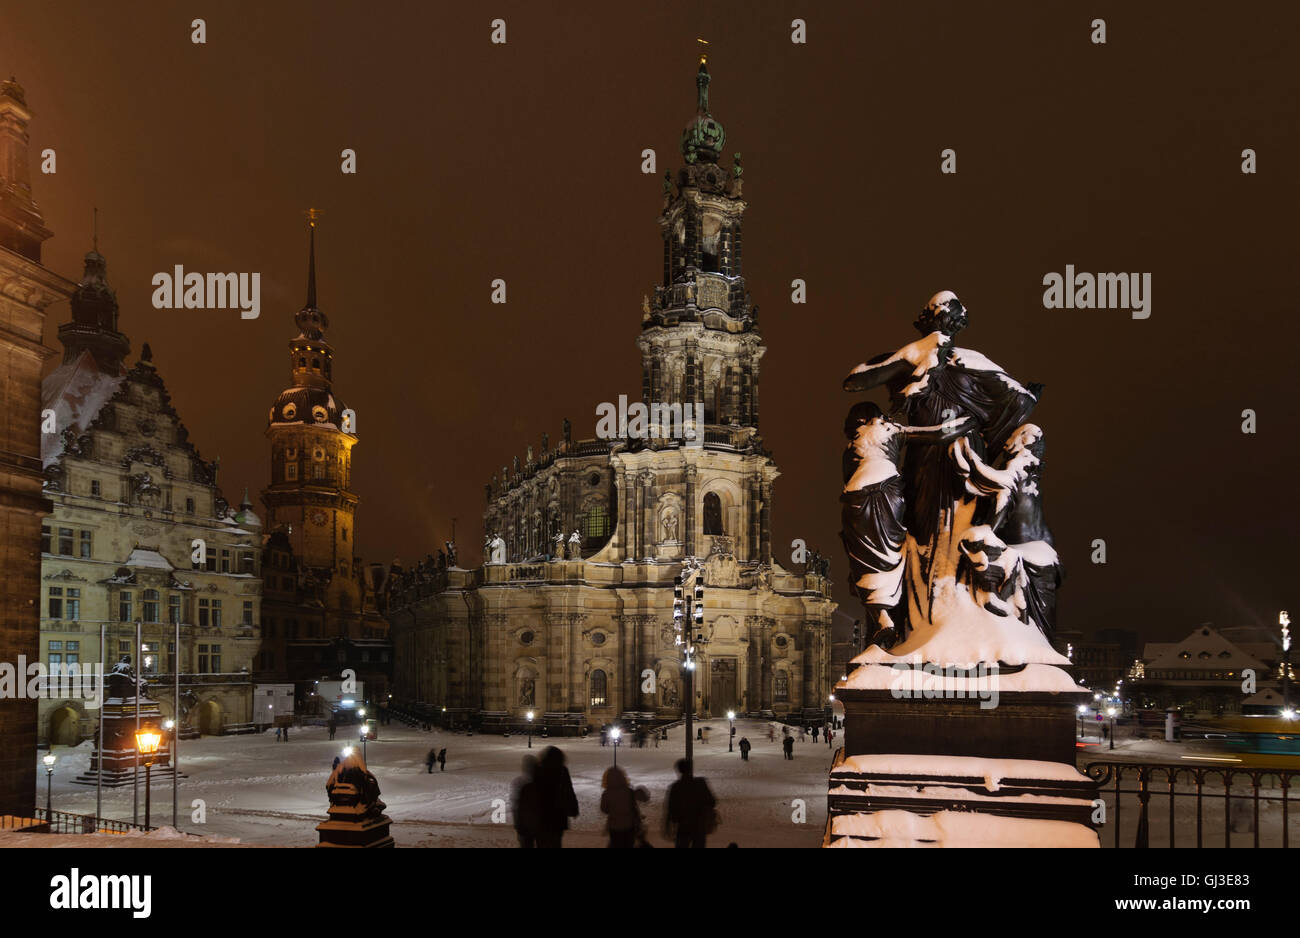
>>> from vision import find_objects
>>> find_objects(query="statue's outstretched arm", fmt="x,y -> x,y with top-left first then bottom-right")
902,415 -> 976,443
843,355 -> 913,392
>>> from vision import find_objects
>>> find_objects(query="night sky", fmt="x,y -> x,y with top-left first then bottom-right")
4,1 -> 1296,643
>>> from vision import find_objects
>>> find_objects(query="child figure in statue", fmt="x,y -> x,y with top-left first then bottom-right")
840,401 -> 973,648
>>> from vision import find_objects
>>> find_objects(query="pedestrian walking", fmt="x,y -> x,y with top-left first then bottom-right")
328,720 -> 337,741
274,727 -> 281,742
600,765 -> 645,848
767,725 -> 776,743
534,746 -> 579,847
798,726 -> 806,742
738,737 -> 751,761
665,759 -> 717,848
783,735 -> 795,760
426,748 -> 437,773
283,725 -> 290,742
512,755 -> 541,848
437,748 -> 447,771
812,725 -> 819,742
826,727 -> 834,748
332,755 -> 340,771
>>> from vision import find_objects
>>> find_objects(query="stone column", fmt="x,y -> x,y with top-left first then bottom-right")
759,479 -> 773,565
684,466 -> 697,557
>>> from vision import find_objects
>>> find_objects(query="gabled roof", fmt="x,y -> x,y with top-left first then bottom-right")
1143,624 -> 1268,673
40,349 -> 125,468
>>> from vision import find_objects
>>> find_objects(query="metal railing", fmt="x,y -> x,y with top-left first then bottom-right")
27,808 -> 151,835
1085,761 -> 1297,848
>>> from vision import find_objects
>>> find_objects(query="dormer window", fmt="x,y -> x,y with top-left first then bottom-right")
311,358 -> 320,371
282,402 -> 297,420
311,405 -> 328,423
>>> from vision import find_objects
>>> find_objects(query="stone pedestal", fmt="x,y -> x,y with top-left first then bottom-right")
316,755 -> 394,848
825,683 -> 1100,847
72,695 -> 180,787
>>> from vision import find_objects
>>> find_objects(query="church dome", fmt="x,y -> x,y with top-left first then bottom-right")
268,385 -> 347,428
680,60 -> 725,164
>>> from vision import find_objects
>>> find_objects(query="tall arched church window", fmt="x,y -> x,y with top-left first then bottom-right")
703,492 -> 723,535
590,669 -> 608,708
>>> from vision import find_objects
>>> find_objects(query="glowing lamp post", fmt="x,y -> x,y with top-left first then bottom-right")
526,710 -> 535,748
42,753 -> 55,819
610,727 -> 621,766
1106,707 -> 1117,751
727,710 -> 736,753
359,723 -> 369,761
1282,611 -> 1292,717
135,726 -> 162,829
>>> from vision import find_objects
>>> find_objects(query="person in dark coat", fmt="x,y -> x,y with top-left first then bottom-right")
782,735 -> 795,760
812,725 -> 820,742
512,755 -> 541,848
332,755 -> 341,771
328,720 -> 337,741
665,759 -> 716,848
426,748 -> 437,773
283,725 -> 289,742
437,748 -> 447,771
599,766 -> 643,848
534,746 -> 579,847
738,737 -> 751,761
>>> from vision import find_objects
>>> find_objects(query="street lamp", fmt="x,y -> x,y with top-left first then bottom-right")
42,753 -> 55,819
727,710 -> 735,752
1281,611 -> 1292,716
359,723 -> 369,761
1077,704 -> 1087,740
135,726 -> 162,829
526,710 -> 534,748
675,563 -> 705,775
610,727 -> 621,766
1106,707 -> 1117,750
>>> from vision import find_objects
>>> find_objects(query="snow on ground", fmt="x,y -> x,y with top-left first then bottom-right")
22,719 -> 839,848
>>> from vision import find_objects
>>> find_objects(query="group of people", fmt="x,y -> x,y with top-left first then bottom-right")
510,747 -> 717,848
425,747 -> 448,773
273,725 -> 291,741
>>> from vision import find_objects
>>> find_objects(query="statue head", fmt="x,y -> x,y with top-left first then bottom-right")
844,401 -> 884,436
914,290 -> 969,338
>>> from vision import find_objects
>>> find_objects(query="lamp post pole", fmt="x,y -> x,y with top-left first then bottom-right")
728,711 -> 735,752
1282,612 -> 1292,716
133,618 -> 141,825
43,754 -> 55,819
527,711 -> 534,748
173,614 -> 180,829
675,562 -> 704,776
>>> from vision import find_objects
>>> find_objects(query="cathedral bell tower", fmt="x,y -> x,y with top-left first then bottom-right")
638,49 -> 764,436
262,213 -> 361,616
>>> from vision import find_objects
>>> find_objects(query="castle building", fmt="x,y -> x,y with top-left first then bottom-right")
386,58 -> 836,728
38,243 -> 264,742
0,77 -> 76,815
258,218 -> 391,705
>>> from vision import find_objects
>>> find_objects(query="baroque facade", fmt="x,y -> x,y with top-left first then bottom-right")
387,58 -> 835,727
257,219 -> 391,705
0,76 -> 75,816
39,245 -> 264,742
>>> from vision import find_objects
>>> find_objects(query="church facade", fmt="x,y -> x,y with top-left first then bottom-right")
386,58 -> 836,728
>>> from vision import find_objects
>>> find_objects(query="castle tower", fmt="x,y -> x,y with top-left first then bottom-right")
261,214 -> 361,621
57,232 -> 131,374
0,76 -> 74,818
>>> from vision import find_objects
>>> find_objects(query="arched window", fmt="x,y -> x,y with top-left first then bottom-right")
582,504 -> 610,543
774,670 -> 789,702
142,589 -> 160,623
703,492 -> 723,535
590,669 -> 608,708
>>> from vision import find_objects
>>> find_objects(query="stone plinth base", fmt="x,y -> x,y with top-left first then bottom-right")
837,686 -> 1088,765
316,781 -> 394,848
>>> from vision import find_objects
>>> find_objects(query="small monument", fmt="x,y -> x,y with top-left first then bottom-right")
316,751 -> 394,848
827,291 -> 1097,847
73,656 -> 179,787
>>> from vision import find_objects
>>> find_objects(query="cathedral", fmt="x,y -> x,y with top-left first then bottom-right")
386,57 -> 836,729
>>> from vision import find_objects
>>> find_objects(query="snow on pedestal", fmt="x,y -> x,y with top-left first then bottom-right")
316,752 -> 394,848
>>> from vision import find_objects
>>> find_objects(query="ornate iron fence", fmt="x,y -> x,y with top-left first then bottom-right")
1085,761 -> 1296,848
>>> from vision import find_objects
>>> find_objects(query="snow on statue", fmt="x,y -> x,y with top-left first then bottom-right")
840,292 -> 1071,683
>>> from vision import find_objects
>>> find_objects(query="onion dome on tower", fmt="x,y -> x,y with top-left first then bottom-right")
268,210 -> 348,429
57,219 -> 131,374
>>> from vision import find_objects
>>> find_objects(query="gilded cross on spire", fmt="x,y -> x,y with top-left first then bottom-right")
303,208 -> 321,309
697,37 -> 709,64
305,207 -> 323,228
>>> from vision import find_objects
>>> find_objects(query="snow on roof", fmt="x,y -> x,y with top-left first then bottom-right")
1143,625 -> 1268,672
40,350 -> 125,468
123,548 -> 175,571
827,809 -> 1099,848
833,753 -> 1089,786
1243,688 -> 1285,706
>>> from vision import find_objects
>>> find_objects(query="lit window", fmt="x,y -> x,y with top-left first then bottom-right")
47,587 -> 63,619
590,669 -> 608,708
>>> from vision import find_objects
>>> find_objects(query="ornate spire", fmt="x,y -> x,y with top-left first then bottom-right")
293,209 -> 329,340
680,46 -> 725,165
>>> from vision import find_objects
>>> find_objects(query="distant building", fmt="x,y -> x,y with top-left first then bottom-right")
257,219 -> 391,706
39,246 -> 264,742
1128,623 -> 1282,716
